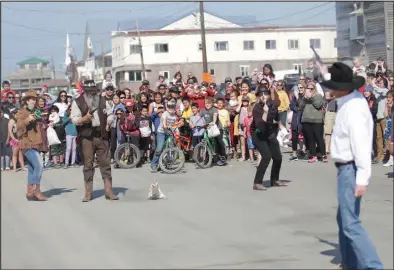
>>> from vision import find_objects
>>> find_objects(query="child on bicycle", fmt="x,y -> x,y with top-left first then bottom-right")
150,101 -> 178,172
200,96 -> 227,166
190,103 -> 205,148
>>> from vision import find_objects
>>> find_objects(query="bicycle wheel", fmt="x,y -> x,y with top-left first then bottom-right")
114,143 -> 141,169
193,142 -> 213,169
158,147 -> 185,174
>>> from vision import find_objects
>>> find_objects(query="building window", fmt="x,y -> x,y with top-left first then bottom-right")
159,71 -> 170,80
309,39 -> 321,49
198,42 -> 202,51
128,71 -> 142,82
154,43 -> 169,53
243,40 -> 254,50
240,65 -> 249,77
214,41 -> 229,51
293,64 -> 303,73
265,40 -> 276,50
334,38 -> 337,48
288,39 -> 299,50
350,14 -> 365,40
210,69 -> 215,76
130,45 -> 140,54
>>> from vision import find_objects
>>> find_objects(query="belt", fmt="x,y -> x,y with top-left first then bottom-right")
92,127 -> 102,138
335,161 -> 355,168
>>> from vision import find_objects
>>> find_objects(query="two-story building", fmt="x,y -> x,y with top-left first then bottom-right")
335,1 -> 393,66
111,11 -> 337,90
6,57 -> 68,93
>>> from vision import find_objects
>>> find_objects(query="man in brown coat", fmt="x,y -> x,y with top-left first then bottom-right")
70,80 -> 118,202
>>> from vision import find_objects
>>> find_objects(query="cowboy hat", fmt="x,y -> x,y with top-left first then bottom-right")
23,90 -> 38,99
320,62 -> 365,91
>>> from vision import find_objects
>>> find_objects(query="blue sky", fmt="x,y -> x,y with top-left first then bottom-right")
1,2 -> 336,80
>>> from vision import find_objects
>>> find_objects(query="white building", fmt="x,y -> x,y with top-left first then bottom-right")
111,11 -> 337,90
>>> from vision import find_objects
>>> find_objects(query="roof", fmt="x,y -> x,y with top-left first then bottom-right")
112,25 -> 336,37
16,57 -> 50,66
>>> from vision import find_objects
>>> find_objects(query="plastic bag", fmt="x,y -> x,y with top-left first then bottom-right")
47,126 -> 61,146
207,123 -> 220,138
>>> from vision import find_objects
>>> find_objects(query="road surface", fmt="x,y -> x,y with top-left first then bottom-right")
2,154 -> 393,269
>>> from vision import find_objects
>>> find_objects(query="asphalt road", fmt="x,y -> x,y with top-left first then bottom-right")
2,153 -> 393,269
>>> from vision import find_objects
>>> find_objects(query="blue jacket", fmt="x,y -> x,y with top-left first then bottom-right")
290,95 -> 303,133
151,111 -> 161,134
63,112 -> 78,137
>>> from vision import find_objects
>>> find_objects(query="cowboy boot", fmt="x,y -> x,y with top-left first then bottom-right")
33,184 -> 47,201
26,184 -> 37,201
82,181 -> 93,202
103,178 -> 119,200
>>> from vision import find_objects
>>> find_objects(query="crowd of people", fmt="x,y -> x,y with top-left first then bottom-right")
1,58 -> 393,174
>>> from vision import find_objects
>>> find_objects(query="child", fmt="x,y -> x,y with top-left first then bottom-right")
243,105 -> 257,163
236,95 -> 250,161
7,108 -> 25,172
0,109 -> 11,171
190,103 -> 205,148
139,105 -> 153,163
63,104 -> 78,167
217,98 -> 230,155
113,104 -> 126,168
151,105 -> 164,150
49,105 -> 66,169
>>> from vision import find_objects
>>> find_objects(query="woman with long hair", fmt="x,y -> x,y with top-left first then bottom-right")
276,80 -> 290,128
8,108 -> 25,172
289,82 -> 306,160
149,92 -> 165,116
299,81 -> 327,163
16,90 -> 47,201
227,90 -> 240,159
53,90 -> 69,118
137,92 -> 150,112
36,97 -> 50,167
251,88 -> 287,190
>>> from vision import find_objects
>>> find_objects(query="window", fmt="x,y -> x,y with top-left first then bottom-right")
128,71 -> 142,82
293,64 -> 303,73
350,14 -> 365,40
265,40 -> 276,50
243,40 -> 254,50
210,69 -> 215,76
130,44 -> 140,54
309,39 -> 321,49
240,65 -> 249,77
288,39 -> 299,50
154,43 -> 169,53
214,41 -> 229,51
159,71 -> 170,80
334,38 -> 337,48
198,42 -> 202,51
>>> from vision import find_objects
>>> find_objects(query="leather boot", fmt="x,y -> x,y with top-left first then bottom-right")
26,184 -> 37,201
103,178 -> 119,200
33,184 -> 47,201
82,181 -> 93,202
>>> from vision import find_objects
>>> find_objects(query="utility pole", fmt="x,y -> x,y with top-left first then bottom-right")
51,56 -> 57,87
199,1 -> 208,73
136,19 -> 146,80
101,41 -> 105,81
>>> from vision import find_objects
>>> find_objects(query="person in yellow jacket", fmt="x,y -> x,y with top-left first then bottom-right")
276,80 -> 290,129
238,82 -> 257,105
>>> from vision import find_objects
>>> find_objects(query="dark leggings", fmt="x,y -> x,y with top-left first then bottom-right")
302,122 -> 325,157
214,129 -> 227,158
252,131 -> 282,184
291,130 -> 298,151
110,127 -> 117,159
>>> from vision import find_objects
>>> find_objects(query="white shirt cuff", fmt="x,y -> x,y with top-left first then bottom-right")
356,168 -> 370,186
323,73 -> 331,81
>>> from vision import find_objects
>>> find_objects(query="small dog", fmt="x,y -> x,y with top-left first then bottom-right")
148,181 -> 165,200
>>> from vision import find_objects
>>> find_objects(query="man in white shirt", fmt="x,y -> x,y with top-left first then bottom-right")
318,62 -> 383,270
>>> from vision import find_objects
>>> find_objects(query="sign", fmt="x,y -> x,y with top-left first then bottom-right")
202,72 -> 211,83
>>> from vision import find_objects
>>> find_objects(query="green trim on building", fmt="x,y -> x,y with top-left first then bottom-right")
16,57 -> 49,66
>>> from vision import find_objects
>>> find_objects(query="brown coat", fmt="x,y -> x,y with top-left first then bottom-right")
15,107 -> 42,150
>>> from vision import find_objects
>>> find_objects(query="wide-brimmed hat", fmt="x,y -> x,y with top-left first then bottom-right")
23,90 -> 38,99
320,62 -> 365,91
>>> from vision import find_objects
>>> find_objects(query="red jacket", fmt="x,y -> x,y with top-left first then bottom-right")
1,89 -> 16,102
359,85 -> 366,95
187,91 -> 208,110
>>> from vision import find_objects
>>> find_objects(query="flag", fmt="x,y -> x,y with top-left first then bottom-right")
87,36 -> 94,58
65,33 -> 73,66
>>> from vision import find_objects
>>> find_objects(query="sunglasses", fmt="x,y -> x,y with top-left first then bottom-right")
116,112 -> 122,115
106,88 -> 114,91
8,96 -> 14,99
299,78 -> 305,80
299,87 -> 305,89
120,96 -> 126,99
277,84 -> 283,86
60,95 -> 67,97
307,87 -> 314,90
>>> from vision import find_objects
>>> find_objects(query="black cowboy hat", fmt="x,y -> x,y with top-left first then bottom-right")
320,62 -> 365,91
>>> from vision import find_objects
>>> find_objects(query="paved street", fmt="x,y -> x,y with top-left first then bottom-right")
2,153 -> 393,269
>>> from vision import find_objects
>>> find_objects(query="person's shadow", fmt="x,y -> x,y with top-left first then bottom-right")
42,188 -> 77,198
386,172 -> 393,179
316,236 -> 341,265
91,187 -> 128,200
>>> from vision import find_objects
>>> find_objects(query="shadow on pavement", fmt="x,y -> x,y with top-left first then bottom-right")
316,236 -> 341,265
262,179 -> 292,188
91,187 -> 128,200
385,172 -> 393,179
42,188 -> 77,198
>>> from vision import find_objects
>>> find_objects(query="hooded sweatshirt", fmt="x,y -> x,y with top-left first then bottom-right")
299,94 -> 324,123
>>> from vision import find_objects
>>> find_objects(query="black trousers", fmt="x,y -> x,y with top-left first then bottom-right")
372,122 -> 377,157
252,131 -> 282,184
291,130 -> 298,151
214,129 -> 226,158
302,122 -> 325,157
110,127 -> 117,159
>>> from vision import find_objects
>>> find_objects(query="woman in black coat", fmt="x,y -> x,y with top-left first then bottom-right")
289,82 -> 306,160
251,87 -> 288,191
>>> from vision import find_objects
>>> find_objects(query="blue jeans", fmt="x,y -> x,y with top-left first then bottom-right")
151,132 -> 169,169
336,163 -> 383,269
24,149 -> 43,185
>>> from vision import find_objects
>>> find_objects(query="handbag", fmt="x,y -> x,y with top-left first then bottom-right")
207,123 -> 220,138
47,126 -> 61,146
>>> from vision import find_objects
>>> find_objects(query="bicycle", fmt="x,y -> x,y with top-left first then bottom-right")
192,127 -> 217,169
158,126 -> 185,174
114,134 -> 141,169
